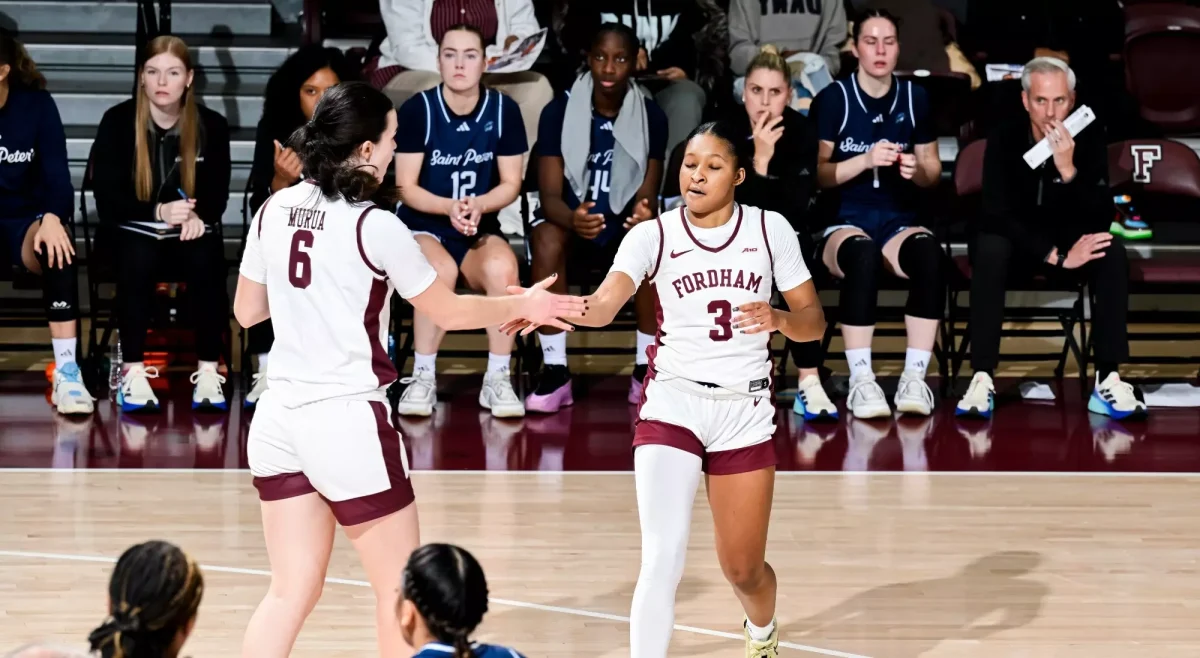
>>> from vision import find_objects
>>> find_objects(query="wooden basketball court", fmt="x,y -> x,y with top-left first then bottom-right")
1,469 -> 1197,657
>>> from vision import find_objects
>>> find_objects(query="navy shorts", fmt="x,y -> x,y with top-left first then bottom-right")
0,217 -> 39,269
824,208 -> 916,245
401,213 -> 504,266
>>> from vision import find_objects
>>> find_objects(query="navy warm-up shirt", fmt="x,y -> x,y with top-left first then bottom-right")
814,74 -> 933,214
413,642 -> 526,658
394,85 -> 526,224
0,86 -> 72,221
535,92 -> 668,246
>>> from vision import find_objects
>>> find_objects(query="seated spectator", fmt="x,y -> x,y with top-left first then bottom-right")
87,540 -> 204,658
244,44 -> 356,408
729,44 -> 836,421
92,36 -> 232,413
812,8 -> 943,419
959,57 -> 1147,420
393,25 -> 528,419
401,543 -> 527,658
561,0 -> 708,162
375,0 -> 553,161
728,0 -> 846,112
527,23 -> 667,413
845,0 -> 981,89
0,33 -> 91,416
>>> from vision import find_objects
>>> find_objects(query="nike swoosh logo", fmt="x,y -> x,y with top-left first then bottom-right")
670,249 -> 693,258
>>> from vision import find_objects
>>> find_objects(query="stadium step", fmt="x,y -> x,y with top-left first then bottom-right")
0,0 -> 274,36
46,79 -> 266,130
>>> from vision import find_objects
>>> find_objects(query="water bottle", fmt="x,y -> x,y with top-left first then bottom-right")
107,330 -> 123,398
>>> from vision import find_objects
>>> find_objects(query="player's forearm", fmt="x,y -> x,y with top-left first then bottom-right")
775,304 -> 826,343
912,153 -> 942,188
540,196 -> 576,230
475,181 -> 521,216
233,276 -> 270,328
564,274 -> 630,327
818,154 -> 867,188
398,183 -> 454,216
437,293 -> 524,331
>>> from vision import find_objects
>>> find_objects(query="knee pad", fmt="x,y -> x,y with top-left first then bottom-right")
836,235 -> 882,326
898,232 -> 945,321
35,247 -> 79,323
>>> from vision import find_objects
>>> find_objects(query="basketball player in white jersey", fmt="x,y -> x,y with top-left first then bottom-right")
505,121 -> 826,657
232,82 -> 585,658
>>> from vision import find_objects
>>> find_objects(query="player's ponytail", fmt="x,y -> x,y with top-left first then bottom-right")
290,81 -> 397,205
88,541 -> 204,658
400,543 -> 490,658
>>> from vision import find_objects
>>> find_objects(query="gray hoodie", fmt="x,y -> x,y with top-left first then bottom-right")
728,0 -> 847,76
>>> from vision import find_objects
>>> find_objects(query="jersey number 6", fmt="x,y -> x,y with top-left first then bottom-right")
289,230 -> 314,289
708,300 -> 732,342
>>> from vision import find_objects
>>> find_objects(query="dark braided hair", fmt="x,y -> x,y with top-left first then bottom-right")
288,81 -> 397,205
87,541 -> 204,658
401,544 -> 489,658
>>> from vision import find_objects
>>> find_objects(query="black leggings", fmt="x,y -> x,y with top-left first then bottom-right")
115,230 -> 228,363
835,231 -> 945,326
35,235 -> 82,324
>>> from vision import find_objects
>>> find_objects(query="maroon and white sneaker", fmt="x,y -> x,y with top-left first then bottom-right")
525,364 -> 573,414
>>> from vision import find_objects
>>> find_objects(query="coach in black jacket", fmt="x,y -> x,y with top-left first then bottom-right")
961,57 -> 1145,420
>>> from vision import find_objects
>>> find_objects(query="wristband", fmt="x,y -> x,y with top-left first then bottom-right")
1056,252 -> 1066,268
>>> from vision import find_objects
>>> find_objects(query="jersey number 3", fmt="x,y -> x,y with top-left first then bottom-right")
289,230 -> 314,289
708,300 -> 732,341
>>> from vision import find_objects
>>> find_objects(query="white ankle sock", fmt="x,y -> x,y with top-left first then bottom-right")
52,337 -> 76,368
256,352 -> 269,372
636,331 -> 654,366
904,348 -> 932,378
487,352 -> 510,374
540,332 -> 567,366
845,347 -> 873,381
745,617 -> 775,642
413,351 -> 436,374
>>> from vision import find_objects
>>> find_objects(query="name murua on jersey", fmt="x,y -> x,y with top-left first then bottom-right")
288,207 -> 327,231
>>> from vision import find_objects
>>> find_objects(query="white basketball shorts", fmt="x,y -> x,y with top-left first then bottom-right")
248,391 -> 413,526
634,377 -> 777,475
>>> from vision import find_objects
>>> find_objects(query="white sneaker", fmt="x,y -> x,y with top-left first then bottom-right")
894,368 -> 935,416
956,371 -> 995,419
479,368 -> 525,418
1089,372 -> 1148,420
190,365 -> 228,411
51,362 -> 95,415
396,369 -> 437,417
244,372 -> 268,408
118,364 -> 160,412
847,373 -> 890,419
792,374 -> 838,420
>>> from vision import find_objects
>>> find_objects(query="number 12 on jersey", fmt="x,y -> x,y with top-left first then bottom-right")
451,170 -> 476,199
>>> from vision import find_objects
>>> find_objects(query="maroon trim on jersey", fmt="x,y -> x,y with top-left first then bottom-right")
328,401 -> 416,526
679,204 -> 743,253
255,192 -> 275,239
760,208 -> 774,272
364,278 -> 397,387
356,205 -> 386,277
646,215 -> 666,281
707,440 -> 777,475
253,472 -> 317,501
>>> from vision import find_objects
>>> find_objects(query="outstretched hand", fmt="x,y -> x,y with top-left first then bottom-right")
731,301 -> 780,335
498,274 -> 588,335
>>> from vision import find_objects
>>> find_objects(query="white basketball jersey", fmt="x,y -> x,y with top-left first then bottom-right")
240,182 -> 437,409
649,205 -> 778,398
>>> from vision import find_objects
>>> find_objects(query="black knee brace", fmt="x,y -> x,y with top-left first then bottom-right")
898,232 -> 945,321
35,247 -> 80,323
836,235 -> 882,326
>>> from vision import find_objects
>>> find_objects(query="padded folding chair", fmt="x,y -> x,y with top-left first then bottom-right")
944,139 -> 1089,393
1106,139 -> 1200,373
1124,3 -> 1200,134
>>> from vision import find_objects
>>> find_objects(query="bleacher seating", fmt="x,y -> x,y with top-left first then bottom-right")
1123,2 -> 1200,134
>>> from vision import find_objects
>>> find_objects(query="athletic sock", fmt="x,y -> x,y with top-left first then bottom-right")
487,352 -> 510,374
745,617 -> 776,642
413,351 -> 436,375
904,348 -> 932,378
52,337 -> 76,369
256,352 -> 269,372
540,332 -> 567,366
636,331 -> 654,366
845,347 -> 873,382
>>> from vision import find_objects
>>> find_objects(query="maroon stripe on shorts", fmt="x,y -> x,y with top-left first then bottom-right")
328,401 -> 416,527
632,419 -> 705,460
706,439 -> 777,476
253,472 -> 317,501
363,278 -> 397,387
